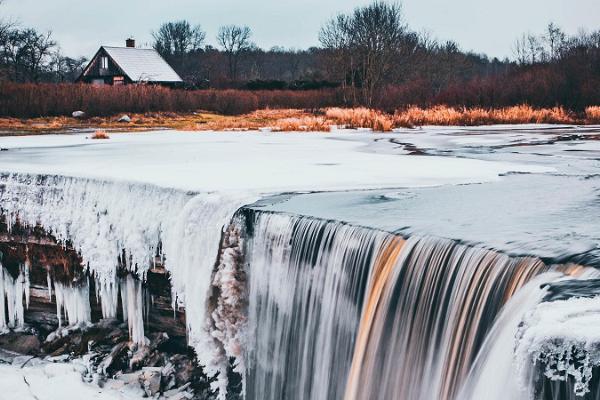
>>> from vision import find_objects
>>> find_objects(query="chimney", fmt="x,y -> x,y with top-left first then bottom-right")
126,38 -> 135,48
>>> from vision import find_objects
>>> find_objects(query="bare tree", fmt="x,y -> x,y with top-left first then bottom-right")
319,1 -> 416,106
1,28 -> 56,81
152,20 -> 205,58
514,33 -> 544,65
49,49 -> 87,82
543,22 -> 566,61
217,25 -> 252,81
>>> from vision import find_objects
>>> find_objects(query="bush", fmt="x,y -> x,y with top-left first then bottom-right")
0,83 -> 344,118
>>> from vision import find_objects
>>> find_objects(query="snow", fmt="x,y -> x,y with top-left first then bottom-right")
0,359 -> 142,400
0,131 -> 550,193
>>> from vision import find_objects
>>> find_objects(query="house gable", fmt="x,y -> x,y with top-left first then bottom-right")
77,47 -> 131,84
77,46 -> 183,86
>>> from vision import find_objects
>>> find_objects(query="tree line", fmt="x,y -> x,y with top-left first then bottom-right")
1,1 -> 599,110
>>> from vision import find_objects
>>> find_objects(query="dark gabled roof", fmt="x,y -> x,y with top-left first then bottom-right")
100,46 -> 182,83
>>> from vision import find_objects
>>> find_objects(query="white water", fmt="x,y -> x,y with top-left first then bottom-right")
457,272 -> 563,400
515,272 -> 600,398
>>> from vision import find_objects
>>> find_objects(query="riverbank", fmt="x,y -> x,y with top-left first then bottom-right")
1,105 -> 599,135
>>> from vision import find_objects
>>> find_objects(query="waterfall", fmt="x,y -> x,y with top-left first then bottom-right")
244,212 -> 391,400
460,267 -> 600,400
344,236 -> 549,400
242,213 -> 560,400
2,171 -> 598,400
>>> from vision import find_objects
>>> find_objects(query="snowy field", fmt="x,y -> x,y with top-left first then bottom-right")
0,130 -> 551,192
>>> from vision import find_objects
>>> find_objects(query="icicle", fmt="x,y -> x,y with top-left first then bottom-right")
123,274 -> 145,345
54,281 -> 91,328
23,262 -> 30,309
96,276 -> 119,320
0,267 -> 7,331
0,264 -> 30,331
120,278 -> 128,322
46,270 -> 53,301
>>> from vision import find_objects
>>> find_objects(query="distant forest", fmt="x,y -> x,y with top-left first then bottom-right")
1,1 -> 599,110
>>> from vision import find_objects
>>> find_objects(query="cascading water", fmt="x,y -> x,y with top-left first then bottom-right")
345,236 -> 549,400
458,267 -> 600,400
239,211 -> 592,400
244,212 -> 391,400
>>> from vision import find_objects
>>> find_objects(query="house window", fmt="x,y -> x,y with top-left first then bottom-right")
101,56 -> 109,69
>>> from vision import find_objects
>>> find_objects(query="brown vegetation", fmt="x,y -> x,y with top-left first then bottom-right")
0,83 -> 342,119
91,130 -> 109,139
1,105 -> 597,135
393,105 -> 574,127
586,106 -> 600,124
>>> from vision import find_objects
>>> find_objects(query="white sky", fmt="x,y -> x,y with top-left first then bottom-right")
2,0 -> 599,60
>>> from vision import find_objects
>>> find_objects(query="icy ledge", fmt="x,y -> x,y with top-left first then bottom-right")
516,291 -> 600,396
0,172 -> 258,398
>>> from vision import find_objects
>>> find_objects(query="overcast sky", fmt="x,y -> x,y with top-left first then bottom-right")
2,0 -> 599,60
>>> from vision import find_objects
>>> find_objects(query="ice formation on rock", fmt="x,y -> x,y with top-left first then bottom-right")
516,286 -> 600,397
0,173 -> 256,396
121,274 -> 146,345
0,264 -> 29,331
95,276 -> 119,320
207,217 -> 249,398
54,281 -> 92,328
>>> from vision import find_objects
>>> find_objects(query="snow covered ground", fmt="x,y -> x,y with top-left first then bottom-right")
0,130 -> 551,193
0,357 -> 142,400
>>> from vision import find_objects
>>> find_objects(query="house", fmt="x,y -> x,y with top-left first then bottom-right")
77,39 -> 183,87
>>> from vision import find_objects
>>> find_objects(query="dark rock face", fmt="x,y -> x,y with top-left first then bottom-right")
0,332 -> 41,355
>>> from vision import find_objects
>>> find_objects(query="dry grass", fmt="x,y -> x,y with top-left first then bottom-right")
393,105 -> 575,127
0,105 -> 597,136
325,108 -> 394,132
91,130 -> 110,139
586,106 -> 600,124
